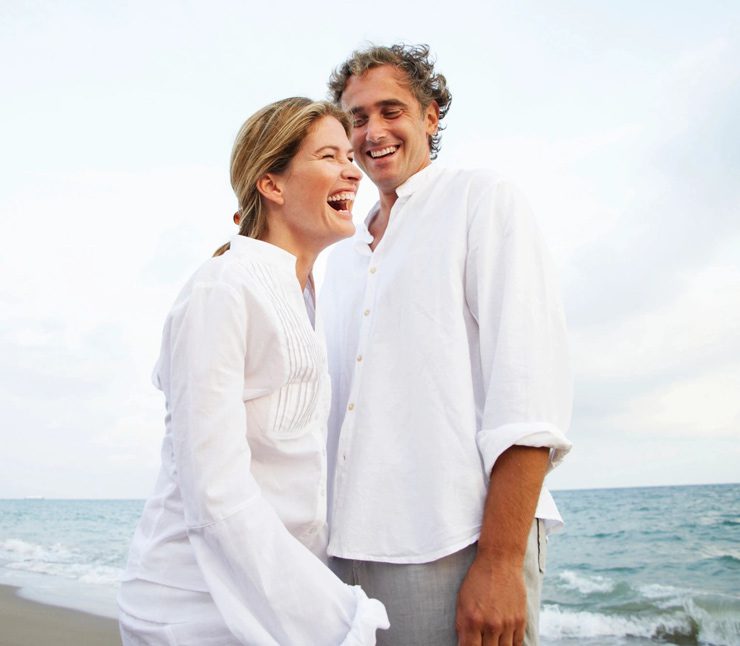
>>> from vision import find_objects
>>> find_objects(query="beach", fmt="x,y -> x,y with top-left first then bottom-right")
0,584 -> 119,646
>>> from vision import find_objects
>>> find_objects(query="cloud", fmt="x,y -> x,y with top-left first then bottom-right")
573,263 -> 740,382
613,368 -> 740,439
566,37 -> 740,328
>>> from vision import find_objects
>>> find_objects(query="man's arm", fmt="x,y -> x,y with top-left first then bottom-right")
459,177 -> 572,645
456,446 -> 549,646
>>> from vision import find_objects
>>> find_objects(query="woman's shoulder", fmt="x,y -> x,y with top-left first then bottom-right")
167,237 -> 298,317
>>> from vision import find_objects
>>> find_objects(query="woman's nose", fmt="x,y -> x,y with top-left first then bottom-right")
342,160 -> 362,181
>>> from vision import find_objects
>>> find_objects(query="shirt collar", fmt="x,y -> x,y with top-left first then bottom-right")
353,164 -> 442,255
228,234 -> 296,274
353,208 -> 376,255
395,162 -> 442,199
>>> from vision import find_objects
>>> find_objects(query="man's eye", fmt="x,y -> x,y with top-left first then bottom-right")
353,117 -> 368,127
384,110 -> 401,119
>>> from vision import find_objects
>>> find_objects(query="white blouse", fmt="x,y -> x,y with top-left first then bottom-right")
321,165 -> 573,564
119,235 -> 388,644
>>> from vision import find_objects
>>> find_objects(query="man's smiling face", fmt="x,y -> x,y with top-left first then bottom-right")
341,65 -> 439,196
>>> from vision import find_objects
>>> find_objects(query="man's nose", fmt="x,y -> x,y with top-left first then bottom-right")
365,114 -> 387,143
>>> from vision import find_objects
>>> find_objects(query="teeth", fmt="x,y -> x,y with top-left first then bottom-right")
327,192 -> 355,202
369,146 -> 398,158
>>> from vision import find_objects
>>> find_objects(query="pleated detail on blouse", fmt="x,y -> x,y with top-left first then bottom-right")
252,262 -> 321,437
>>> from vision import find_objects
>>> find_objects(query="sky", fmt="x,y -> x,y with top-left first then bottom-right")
1,1 -> 738,497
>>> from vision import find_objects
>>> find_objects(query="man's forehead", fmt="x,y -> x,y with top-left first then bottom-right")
341,65 -> 413,109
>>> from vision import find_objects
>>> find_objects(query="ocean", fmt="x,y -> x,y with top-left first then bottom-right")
0,483 -> 738,645
541,484 -> 739,645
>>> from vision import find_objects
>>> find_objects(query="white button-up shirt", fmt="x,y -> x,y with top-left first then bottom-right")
320,165 -> 573,564
120,235 -> 388,644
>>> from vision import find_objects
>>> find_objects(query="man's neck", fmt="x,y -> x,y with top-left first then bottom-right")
367,161 -> 433,251
368,190 -> 397,252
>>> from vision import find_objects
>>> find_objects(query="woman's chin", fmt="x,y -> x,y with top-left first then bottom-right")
319,221 -> 356,249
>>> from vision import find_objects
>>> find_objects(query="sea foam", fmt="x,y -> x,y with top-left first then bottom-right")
0,537 -> 122,586
557,569 -> 615,594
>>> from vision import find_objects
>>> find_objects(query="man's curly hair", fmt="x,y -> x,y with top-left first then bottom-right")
328,43 -> 452,160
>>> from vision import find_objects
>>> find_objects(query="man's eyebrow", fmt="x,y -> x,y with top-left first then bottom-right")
348,99 -> 408,115
377,99 -> 407,109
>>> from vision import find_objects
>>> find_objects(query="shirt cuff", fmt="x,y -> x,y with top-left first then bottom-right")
340,586 -> 390,645
476,421 -> 573,479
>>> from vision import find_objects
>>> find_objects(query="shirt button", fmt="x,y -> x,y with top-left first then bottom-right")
347,402 -> 355,411
363,309 -> 370,316
356,355 -> 363,362
369,266 -> 377,274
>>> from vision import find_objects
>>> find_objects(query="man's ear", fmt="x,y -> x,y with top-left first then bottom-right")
256,173 -> 285,206
424,101 -> 440,136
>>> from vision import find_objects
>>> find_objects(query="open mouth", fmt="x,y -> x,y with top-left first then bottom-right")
327,191 -> 355,215
368,145 -> 398,159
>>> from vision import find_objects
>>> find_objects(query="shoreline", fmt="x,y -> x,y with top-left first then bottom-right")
0,583 -> 120,646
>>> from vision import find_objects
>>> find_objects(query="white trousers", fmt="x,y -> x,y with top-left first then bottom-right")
330,520 -> 546,646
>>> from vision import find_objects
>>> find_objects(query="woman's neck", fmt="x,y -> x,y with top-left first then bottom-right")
292,252 -> 316,291
259,229 -> 317,290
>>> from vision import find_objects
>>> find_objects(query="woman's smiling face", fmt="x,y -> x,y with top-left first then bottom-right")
273,115 -> 361,251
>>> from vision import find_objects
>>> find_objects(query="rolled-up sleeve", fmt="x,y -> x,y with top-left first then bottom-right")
465,180 -> 573,480
167,281 -> 388,644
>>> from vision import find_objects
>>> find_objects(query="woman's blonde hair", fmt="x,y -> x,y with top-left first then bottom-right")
214,97 -> 351,256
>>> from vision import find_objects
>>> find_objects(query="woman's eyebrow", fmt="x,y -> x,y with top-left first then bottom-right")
315,145 -> 354,156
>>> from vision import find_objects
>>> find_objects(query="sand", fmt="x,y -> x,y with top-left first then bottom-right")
0,584 -> 120,646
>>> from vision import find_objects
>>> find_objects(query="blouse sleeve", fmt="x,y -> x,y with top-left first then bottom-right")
167,280 -> 388,645
464,179 -> 573,479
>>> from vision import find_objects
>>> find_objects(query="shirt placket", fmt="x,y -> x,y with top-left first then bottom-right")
333,199 -> 408,528
334,255 -> 378,475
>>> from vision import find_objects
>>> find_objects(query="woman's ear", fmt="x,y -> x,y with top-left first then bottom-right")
256,173 -> 285,206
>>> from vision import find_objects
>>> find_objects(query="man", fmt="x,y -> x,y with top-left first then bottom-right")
320,43 -> 573,646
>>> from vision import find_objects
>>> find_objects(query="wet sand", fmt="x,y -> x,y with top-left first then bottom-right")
0,584 -> 120,646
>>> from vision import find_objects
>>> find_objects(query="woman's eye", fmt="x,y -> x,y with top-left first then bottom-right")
322,153 -> 336,159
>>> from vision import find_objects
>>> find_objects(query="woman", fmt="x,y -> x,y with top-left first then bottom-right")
118,98 -> 389,645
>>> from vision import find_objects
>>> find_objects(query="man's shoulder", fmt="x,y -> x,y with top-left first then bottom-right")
432,166 -> 512,198
328,234 -> 360,260
323,235 -> 363,280
428,167 -> 528,218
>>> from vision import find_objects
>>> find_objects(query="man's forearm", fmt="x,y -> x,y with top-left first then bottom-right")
477,445 -> 550,564
455,446 -> 550,643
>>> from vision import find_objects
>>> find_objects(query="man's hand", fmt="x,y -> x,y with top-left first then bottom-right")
455,554 -> 527,646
